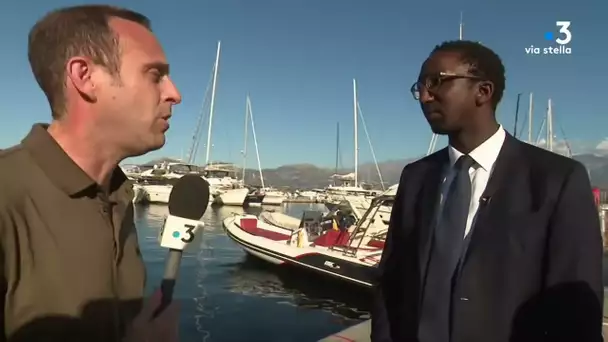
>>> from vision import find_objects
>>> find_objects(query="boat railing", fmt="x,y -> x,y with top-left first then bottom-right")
329,195 -> 392,257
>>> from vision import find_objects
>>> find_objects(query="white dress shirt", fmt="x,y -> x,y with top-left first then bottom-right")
436,125 -> 507,238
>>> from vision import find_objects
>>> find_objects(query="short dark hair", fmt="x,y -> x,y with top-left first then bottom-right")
431,40 -> 506,109
28,5 -> 152,119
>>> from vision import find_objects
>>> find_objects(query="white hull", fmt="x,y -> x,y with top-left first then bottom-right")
241,244 -> 285,265
132,184 -> 147,204
216,188 -> 249,206
141,184 -> 172,204
223,215 -> 381,287
261,193 -> 285,205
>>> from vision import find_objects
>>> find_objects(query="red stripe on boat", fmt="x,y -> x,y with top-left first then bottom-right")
312,230 -> 350,247
366,239 -> 385,249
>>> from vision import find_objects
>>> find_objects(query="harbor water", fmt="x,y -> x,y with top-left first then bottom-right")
135,203 -> 370,342
136,202 -> 608,341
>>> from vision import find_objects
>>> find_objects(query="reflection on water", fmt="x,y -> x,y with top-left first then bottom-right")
134,203 -> 364,342
226,257 -> 370,321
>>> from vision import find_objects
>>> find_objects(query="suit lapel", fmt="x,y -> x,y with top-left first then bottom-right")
460,133 -> 521,265
417,149 -> 448,292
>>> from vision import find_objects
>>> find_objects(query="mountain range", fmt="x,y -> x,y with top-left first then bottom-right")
138,153 -> 608,190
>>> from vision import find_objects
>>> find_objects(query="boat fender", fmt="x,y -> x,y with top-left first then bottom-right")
297,230 -> 303,247
297,228 -> 310,247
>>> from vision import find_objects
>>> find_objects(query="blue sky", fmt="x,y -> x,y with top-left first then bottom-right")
0,0 -> 603,168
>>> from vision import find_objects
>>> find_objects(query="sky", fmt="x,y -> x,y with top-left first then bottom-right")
0,0 -> 604,168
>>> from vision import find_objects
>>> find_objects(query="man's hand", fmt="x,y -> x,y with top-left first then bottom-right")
123,289 -> 180,342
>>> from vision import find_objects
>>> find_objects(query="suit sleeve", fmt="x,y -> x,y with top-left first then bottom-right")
544,161 -> 603,340
371,167 -> 408,342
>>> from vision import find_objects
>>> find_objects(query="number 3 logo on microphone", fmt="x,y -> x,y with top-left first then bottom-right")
179,224 -> 196,243
172,224 -> 196,243
160,216 -> 203,250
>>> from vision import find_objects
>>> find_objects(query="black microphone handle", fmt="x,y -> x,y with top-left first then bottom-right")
152,248 -> 183,319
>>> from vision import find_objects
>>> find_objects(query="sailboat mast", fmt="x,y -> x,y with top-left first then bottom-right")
428,13 -> 463,156
528,92 -> 533,143
547,98 -> 553,151
459,11 -> 463,40
205,40 -> 221,165
242,95 -> 249,181
335,122 -> 340,174
247,96 -> 265,189
353,78 -> 358,187
513,93 -> 521,138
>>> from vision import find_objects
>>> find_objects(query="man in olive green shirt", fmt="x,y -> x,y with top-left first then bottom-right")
0,5 -> 181,342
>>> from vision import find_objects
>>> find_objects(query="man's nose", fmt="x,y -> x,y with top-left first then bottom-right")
419,87 -> 434,104
163,77 -> 182,105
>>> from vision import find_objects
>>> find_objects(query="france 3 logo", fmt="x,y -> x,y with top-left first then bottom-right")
525,21 -> 572,56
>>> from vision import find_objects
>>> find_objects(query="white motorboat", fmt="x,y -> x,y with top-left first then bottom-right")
261,188 -> 287,205
215,187 -> 250,206
139,179 -> 214,205
140,184 -> 172,204
223,195 -> 393,287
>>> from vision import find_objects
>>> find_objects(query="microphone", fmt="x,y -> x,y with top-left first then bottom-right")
480,195 -> 492,206
153,174 -> 210,318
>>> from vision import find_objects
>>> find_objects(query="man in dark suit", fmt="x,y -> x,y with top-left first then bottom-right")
371,40 -> 603,342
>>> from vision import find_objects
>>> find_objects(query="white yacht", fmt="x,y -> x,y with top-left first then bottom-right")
260,187 -> 287,205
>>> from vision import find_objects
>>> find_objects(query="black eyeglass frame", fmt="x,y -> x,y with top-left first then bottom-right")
410,71 -> 485,100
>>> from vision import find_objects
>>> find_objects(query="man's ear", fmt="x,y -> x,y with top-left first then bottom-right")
475,80 -> 494,107
65,56 -> 97,102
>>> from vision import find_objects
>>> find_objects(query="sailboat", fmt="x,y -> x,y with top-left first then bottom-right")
244,96 -> 289,206
194,41 -> 246,203
137,41 -> 225,205
324,79 -> 385,212
214,94 -> 259,206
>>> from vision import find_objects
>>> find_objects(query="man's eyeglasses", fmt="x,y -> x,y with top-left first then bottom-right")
410,72 -> 484,100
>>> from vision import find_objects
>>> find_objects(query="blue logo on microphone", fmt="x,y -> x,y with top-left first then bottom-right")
172,231 -> 180,238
